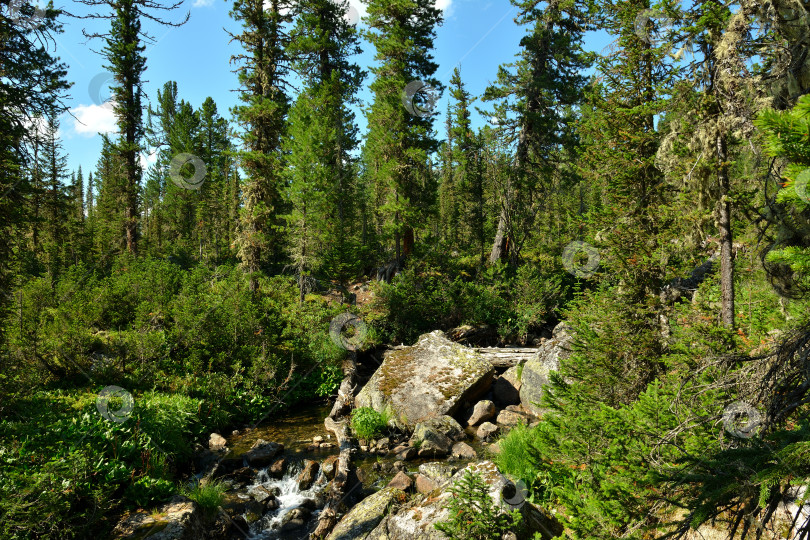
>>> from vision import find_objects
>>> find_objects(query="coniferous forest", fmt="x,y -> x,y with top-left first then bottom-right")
3,0 -> 810,538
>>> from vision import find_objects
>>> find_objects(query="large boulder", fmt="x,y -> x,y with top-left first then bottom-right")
112,496 -> 204,540
355,331 -> 495,430
244,439 -> 284,468
367,461 -> 562,540
493,365 -> 522,406
327,486 -> 404,540
519,322 -> 573,416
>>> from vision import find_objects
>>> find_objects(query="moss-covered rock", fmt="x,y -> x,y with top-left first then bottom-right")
519,322 -> 573,415
327,486 -> 404,540
355,331 -> 494,430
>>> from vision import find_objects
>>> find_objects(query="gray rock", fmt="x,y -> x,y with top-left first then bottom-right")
451,441 -> 477,459
417,462 -> 458,486
208,433 -> 227,450
520,322 -> 573,416
355,331 -> 494,430
247,485 -> 274,503
493,365 -> 522,406
245,439 -> 284,468
327,486 -> 403,540
397,447 -> 417,461
496,410 -> 530,427
415,474 -> 439,495
412,422 -> 452,457
112,496 -> 204,540
477,422 -> 499,440
466,400 -> 496,426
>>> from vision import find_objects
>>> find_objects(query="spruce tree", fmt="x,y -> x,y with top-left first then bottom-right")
284,0 -> 364,296
229,0 -> 293,290
362,0 -> 443,264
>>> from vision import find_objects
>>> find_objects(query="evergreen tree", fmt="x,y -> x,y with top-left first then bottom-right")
229,0 -> 294,290
482,0 -> 593,264
77,0 -> 189,255
38,110 -> 70,280
362,0 -> 443,263
284,0 -> 364,297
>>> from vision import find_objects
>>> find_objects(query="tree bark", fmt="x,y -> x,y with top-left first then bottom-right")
717,133 -> 735,328
310,353 -> 358,539
489,207 -> 508,264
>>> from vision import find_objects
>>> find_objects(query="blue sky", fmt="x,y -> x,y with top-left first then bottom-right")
40,0 -> 611,180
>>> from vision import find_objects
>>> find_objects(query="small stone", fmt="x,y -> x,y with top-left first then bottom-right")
466,400 -> 496,427
397,447 -> 417,461
477,422 -> 499,440
360,445 -> 369,452
248,485 -> 274,503
208,433 -> 227,450
313,435 -> 324,444
451,441 -> 477,459
391,444 -> 408,454
269,457 -> 287,478
297,459 -> 320,490
320,442 -> 334,449
415,474 -> 439,494
386,471 -> 413,491
488,441 -> 501,454
322,455 -> 339,480
393,460 -> 406,472
230,429 -> 240,437
496,410 -> 528,427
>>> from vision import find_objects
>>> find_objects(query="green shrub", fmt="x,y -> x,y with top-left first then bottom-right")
434,469 -> 522,539
350,407 -> 389,440
124,476 -> 175,507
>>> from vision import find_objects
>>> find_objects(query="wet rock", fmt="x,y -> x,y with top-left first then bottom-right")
230,429 -> 240,437
321,455 -> 339,480
520,322 -> 573,416
244,499 -> 265,523
112,495 -> 204,540
327,486 -> 403,540
245,439 -> 284,468
493,365 -> 522,406
451,441 -> 477,459
313,435 -> 324,444
387,471 -> 413,492
466,400 -> 496,426
247,485 -> 274,504
208,433 -> 227,450
320,442 -> 334,449
297,459 -> 320,490
396,447 -> 417,461
228,466 -> 254,484
355,331 -> 494,430
413,422 -> 452,458
299,498 -> 317,511
269,457 -> 287,479
415,474 -> 439,495
477,422 -> 499,440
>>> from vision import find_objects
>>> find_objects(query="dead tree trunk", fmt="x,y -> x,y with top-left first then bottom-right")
310,353 -> 358,539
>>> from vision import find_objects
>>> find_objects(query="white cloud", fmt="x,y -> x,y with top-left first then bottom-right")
436,0 -> 453,15
192,0 -> 214,6
140,148 -> 159,169
72,103 -> 117,137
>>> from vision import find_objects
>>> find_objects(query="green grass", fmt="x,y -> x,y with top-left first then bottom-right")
183,478 -> 227,515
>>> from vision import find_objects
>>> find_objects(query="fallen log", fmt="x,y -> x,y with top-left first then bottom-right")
473,347 -> 538,368
310,354 -> 358,539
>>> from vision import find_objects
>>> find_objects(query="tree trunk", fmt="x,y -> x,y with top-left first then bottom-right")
489,208 -> 508,264
402,227 -> 414,257
310,353 -> 358,539
717,132 -> 735,328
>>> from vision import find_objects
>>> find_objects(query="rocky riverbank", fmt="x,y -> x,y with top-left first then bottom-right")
111,323 -> 574,539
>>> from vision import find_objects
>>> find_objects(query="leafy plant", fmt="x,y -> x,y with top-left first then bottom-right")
350,406 -> 389,440
435,469 -> 522,539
